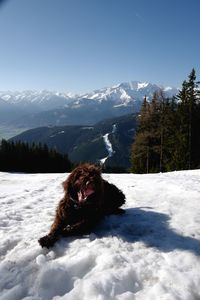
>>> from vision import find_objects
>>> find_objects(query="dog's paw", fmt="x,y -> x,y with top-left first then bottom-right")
38,234 -> 57,248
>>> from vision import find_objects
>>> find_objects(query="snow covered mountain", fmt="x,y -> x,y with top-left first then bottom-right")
80,81 -> 177,105
0,81 -> 178,109
1,169 -> 200,299
0,81 -> 178,138
0,90 -> 74,110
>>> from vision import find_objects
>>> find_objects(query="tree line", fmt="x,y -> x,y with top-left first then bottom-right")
0,140 -> 72,173
131,69 -> 200,173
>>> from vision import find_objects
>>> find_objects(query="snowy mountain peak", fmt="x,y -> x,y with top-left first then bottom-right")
83,81 -> 178,107
0,81 -> 178,108
0,81 -> 178,130
0,90 -> 75,111
80,80 -> 178,106
115,81 -> 149,90
0,90 -> 73,103
137,82 -> 149,89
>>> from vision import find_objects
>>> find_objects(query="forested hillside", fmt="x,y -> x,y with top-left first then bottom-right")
10,114 -> 136,170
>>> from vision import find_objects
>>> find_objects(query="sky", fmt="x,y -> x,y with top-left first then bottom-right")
0,0 -> 200,93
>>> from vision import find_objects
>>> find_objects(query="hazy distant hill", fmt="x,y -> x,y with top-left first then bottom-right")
10,114 -> 136,169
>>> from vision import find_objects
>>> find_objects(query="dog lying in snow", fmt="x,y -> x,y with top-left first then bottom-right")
38,163 -> 126,248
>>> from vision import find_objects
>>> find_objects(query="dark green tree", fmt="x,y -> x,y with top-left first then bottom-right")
175,68 -> 200,169
131,91 -> 178,173
131,96 -> 151,173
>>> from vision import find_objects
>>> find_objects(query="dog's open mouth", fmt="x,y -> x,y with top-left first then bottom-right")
77,181 -> 95,203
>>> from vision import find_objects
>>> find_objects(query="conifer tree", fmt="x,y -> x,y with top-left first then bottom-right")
161,96 -> 177,171
131,91 -> 178,173
175,68 -> 200,169
131,96 -> 151,173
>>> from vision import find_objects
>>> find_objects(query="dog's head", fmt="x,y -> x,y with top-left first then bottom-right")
63,164 -> 103,204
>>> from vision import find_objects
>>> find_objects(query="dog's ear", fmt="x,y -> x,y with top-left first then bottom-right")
62,179 -> 68,191
62,173 -> 77,197
62,178 -> 74,194
62,169 -> 77,192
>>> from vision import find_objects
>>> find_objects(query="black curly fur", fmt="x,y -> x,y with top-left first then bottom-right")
38,164 -> 126,248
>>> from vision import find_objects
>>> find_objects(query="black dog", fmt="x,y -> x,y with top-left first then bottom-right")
38,163 -> 126,248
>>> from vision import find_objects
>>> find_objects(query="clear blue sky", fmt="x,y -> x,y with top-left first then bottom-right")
0,0 -> 199,93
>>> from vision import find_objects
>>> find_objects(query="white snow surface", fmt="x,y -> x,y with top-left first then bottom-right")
1,170 -> 200,300
100,125 -> 116,165
137,82 -> 149,90
100,133 -> 114,165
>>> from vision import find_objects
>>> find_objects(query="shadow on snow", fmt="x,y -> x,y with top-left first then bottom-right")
96,207 -> 200,256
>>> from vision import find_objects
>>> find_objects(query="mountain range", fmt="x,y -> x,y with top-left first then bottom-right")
0,81 -> 178,139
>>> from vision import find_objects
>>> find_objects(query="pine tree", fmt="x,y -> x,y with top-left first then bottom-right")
131,96 -> 151,173
131,91 -> 179,173
175,68 -> 200,169
161,96 -> 178,171
131,92 -> 162,173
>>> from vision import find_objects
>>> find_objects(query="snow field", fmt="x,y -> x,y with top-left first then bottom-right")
0,170 -> 200,300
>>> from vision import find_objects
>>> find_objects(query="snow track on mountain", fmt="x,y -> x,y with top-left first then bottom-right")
100,124 -> 116,165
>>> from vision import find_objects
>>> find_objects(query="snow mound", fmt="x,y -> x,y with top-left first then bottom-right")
1,170 -> 200,299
